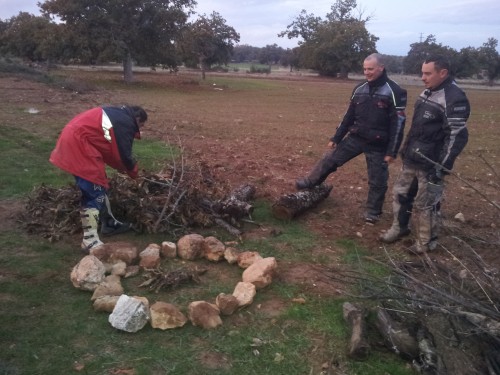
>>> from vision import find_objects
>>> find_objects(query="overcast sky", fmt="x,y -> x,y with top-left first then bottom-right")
1,0 -> 499,56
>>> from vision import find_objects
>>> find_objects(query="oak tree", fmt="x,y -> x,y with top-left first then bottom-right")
40,0 -> 196,82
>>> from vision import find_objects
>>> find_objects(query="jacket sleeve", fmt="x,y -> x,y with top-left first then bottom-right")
331,92 -> 356,144
439,89 -> 470,171
386,87 -> 407,158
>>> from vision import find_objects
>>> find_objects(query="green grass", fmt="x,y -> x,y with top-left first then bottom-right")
0,126 -> 72,197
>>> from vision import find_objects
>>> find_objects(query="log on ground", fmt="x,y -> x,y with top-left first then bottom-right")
343,302 -> 370,359
271,184 -> 333,220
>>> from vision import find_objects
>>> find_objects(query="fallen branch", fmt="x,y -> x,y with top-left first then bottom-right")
342,302 -> 370,359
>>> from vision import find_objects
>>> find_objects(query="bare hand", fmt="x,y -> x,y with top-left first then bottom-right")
328,141 -> 336,149
384,156 -> 394,163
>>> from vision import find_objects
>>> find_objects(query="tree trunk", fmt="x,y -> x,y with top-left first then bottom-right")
271,184 -> 332,220
199,56 -> 206,80
343,302 -> 370,359
123,50 -> 134,83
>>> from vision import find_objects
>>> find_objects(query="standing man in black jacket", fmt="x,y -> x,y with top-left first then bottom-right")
380,55 -> 470,253
296,53 -> 407,224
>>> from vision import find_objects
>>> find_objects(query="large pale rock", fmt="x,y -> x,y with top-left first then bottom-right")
108,260 -> 127,276
232,281 -> 256,307
70,255 -> 106,291
93,295 -> 120,313
91,275 -> 124,301
90,241 -> 139,265
224,247 -> 239,264
237,251 -> 263,269
188,301 -> 222,329
203,236 -> 225,262
150,302 -> 188,330
109,295 -> 150,333
161,241 -> 177,258
216,293 -> 240,315
139,243 -> 161,269
242,257 -> 277,289
177,234 -> 205,260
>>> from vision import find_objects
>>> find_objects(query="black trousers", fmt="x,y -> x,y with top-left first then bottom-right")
306,135 -> 389,216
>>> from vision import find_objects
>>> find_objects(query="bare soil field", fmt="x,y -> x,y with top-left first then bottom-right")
1,66 -> 499,299
1,67 -> 499,374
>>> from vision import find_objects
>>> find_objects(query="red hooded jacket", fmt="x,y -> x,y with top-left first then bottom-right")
50,106 -> 141,188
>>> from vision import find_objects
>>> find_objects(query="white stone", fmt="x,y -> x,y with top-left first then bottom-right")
108,295 -> 150,332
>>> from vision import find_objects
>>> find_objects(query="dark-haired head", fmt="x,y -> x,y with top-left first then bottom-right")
130,106 -> 148,123
424,55 -> 450,73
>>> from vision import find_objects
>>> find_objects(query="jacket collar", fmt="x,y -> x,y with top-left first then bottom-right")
368,69 -> 388,87
430,75 -> 453,92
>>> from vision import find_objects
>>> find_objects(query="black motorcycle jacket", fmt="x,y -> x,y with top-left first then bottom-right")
332,70 -> 407,158
401,76 -> 470,172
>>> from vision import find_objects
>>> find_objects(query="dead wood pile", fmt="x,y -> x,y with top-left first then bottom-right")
19,161 -> 256,239
139,266 -> 208,293
320,226 -> 500,375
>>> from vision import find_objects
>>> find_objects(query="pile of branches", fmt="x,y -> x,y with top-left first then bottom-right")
19,160 -> 256,240
321,226 -> 500,374
18,183 -> 82,241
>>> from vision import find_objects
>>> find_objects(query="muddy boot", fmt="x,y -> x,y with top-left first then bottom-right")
295,156 -> 335,190
379,225 -> 411,243
80,208 -> 104,253
295,178 -> 314,190
100,195 -> 133,236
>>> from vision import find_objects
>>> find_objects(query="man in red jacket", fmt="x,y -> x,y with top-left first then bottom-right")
50,105 -> 148,252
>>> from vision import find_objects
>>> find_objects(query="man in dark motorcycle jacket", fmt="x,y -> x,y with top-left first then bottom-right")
380,55 -> 470,253
295,53 -> 407,224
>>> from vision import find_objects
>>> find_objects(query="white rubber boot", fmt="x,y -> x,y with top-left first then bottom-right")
80,208 -> 104,253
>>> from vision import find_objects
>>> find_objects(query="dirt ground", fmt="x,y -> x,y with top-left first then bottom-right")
2,67 -> 499,298
1,69 -> 499,373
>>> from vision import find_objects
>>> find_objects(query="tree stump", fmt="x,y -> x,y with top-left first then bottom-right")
343,302 -> 370,359
271,184 -> 333,220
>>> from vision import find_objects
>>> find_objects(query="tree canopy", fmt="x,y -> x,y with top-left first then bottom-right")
279,0 -> 377,77
0,0 -> 498,83
179,12 -> 240,79
40,0 -> 196,82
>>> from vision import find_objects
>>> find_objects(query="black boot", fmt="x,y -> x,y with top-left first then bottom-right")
100,208 -> 132,236
296,155 -> 336,191
295,178 -> 314,190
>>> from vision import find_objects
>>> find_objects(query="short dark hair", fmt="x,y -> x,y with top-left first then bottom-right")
424,55 -> 450,72
130,106 -> 148,123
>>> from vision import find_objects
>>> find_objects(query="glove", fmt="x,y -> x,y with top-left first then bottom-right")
127,164 -> 139,179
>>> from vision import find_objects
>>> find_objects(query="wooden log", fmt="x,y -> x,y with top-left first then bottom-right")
230,184 -> 256,202
374,307 -> 419,359
343,302 -> 370,359
272,184 -> 333,220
